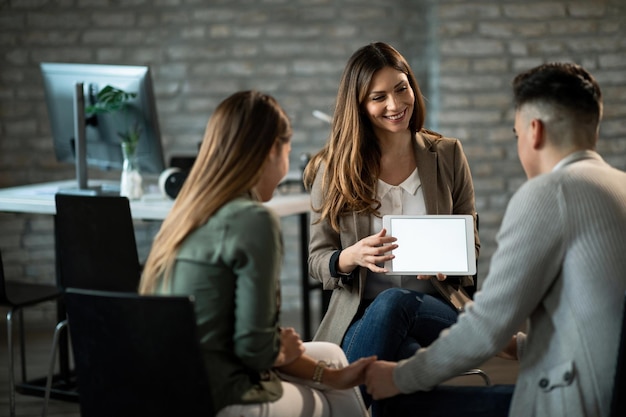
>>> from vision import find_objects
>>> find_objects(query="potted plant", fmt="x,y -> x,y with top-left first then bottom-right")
86,85 -> 143,199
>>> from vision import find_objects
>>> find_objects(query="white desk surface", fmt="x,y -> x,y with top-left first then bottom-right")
0,180 -> 311,220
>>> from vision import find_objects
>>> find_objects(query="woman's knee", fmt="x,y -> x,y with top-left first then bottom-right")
304,341 -> 349,367
376,287 -> 423,303
367,288 -> 425,317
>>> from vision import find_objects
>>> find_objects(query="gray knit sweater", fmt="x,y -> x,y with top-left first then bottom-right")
394,151 -> 626,417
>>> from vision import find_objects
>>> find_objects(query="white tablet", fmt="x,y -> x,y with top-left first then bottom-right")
382,215 -> 476,276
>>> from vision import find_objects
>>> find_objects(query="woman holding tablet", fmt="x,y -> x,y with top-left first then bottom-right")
139,91 -> 374,417
303,42 -> 479,414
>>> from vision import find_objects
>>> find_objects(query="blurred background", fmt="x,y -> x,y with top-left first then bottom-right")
1,0 -> 625,334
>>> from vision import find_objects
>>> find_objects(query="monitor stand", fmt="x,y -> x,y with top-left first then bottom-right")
57,82 -> 104,196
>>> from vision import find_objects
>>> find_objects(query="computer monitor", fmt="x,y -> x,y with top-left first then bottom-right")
40,62 -> 165,194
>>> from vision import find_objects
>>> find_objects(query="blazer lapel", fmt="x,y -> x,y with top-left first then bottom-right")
354,211 -> 370,240
414,131 -> 439,215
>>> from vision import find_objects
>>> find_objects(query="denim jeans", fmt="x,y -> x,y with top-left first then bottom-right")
341,287 -> 459,412
380,385 -> 515,417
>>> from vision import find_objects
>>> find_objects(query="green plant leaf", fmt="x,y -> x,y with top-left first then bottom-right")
85,85 -> 137,114
83,85 -> 141,145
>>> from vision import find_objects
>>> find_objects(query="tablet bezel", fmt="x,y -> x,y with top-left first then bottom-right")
382,214 -> 476,276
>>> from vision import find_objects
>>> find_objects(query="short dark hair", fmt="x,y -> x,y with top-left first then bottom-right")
512,62 -> 602,121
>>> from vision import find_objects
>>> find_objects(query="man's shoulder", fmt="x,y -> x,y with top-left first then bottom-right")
551,158 -> 626,190
514,160 -> 626,208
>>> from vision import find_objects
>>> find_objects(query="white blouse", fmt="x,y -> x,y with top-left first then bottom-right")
364,168 -> 437,300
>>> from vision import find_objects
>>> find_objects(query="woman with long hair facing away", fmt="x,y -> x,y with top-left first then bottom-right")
140,90 -> 374,417
303,42 -> 479,414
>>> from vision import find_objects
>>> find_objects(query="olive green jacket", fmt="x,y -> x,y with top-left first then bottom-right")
158,197 -> 283,413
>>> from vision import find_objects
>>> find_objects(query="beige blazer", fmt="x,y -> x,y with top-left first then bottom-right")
309,129 -> 479,345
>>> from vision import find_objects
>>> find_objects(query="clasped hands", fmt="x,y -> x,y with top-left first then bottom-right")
274,327 -> 401,398
274,327 -> 378,390
366,334 -> 520,399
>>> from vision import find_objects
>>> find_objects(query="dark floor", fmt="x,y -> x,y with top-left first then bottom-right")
0,303 -> 519,417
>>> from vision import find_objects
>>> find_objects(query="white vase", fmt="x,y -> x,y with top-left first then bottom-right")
120,142 -> 143,200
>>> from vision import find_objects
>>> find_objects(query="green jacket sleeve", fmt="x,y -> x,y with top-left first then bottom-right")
221,203 -> 283,371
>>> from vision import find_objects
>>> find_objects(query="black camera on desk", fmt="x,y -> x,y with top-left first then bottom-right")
159,156 -> 196,199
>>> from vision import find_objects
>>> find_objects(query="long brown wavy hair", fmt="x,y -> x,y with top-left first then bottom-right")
139,90 -> 291,294
303,42 -> 426,232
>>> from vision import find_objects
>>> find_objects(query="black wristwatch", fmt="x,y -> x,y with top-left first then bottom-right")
330,250 -> 355,283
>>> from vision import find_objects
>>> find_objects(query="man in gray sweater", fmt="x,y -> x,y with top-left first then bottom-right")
365,62 -> 626,417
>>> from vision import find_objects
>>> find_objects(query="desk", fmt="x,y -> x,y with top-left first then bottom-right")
0,180 -> 322,399
0,180 -> 319,329
0,180 -> 321,335
0,179 -> 310,219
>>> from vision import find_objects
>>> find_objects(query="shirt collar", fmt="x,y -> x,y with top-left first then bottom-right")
552,150 -> 603,172
377,168 -> 421,198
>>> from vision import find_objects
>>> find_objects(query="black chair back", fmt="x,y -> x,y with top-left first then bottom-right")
64,288 -> 213,417
54,194 -> 140,292
611,291 -> 626,417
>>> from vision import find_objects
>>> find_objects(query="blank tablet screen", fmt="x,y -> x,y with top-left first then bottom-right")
383,215 -> 476,275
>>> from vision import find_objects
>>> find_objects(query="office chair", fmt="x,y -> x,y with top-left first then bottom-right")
42,288 -> 213,417
0,249 -> 61,417
54,193 -> 141,292
42,194 -> 143,401
610,291 -> 626,417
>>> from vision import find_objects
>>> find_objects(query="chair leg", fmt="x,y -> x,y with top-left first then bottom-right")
462,368 -> 492,386
41,319 -> 68,417
18,309 -> 27,382
6,309 -> 17,417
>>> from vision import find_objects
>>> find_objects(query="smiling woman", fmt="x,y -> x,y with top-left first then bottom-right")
365,66 -> 418,187
302,42 -> 479,416
364,66 -> 415,140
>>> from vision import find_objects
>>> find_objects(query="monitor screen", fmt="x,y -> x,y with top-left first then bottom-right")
40,63 -> 166,178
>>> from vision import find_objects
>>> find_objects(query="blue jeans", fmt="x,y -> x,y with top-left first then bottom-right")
380,385 -> 514,417
341,288 -> 459,412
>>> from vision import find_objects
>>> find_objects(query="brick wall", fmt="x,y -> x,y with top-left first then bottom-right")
1,0 -> 625,328
434,0 -> 626,278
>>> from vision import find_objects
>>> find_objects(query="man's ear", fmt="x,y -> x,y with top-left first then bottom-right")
529,118 -> 546,150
